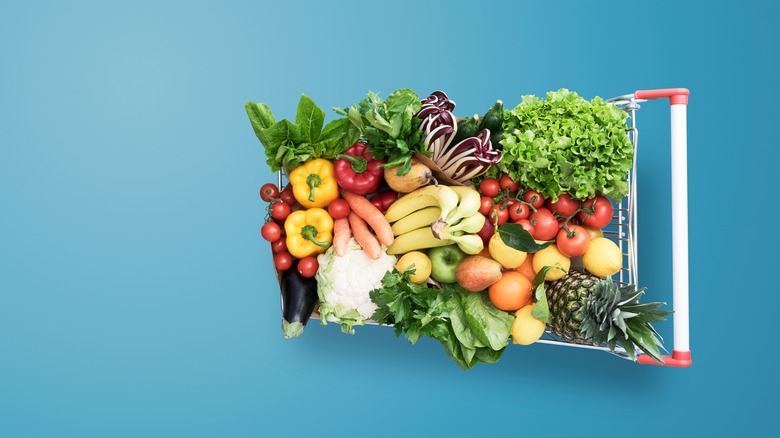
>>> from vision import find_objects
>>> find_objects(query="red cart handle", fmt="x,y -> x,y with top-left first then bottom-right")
635,88 -> 690,105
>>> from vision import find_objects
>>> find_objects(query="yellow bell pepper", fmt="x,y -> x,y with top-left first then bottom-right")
289,158 -> 339,209
284,208 -> 334,259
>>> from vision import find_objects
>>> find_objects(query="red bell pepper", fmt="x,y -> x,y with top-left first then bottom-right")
333,142 -> 385,196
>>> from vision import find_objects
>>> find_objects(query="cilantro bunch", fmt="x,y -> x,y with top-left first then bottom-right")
489,89 -> 634,201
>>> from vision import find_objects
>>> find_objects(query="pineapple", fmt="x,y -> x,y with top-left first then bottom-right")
546,271 -> 672,363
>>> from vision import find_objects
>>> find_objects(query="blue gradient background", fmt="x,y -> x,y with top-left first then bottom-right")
1,0 -> 775,436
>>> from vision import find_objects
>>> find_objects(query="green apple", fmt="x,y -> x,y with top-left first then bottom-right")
428,244 -> 466,284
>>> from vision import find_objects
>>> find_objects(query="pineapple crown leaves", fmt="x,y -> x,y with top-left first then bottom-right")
578,279 -> 673,363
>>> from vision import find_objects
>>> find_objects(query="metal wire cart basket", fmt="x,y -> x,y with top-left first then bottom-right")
532,88 -> 692,367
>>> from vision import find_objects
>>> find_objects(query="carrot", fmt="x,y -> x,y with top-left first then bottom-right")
348,212 -> 381,260
341,190 -> 394,247
333,217 -> 351,257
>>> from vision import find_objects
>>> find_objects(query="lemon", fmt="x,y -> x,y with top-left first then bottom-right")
396,251 -> 432,284
532,244 -> 570,281
512,304 -> 546,345
582,237 -> 622,278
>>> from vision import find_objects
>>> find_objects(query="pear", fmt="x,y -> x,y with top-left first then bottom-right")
384,158 -> 433,193
454,255 -> 503,292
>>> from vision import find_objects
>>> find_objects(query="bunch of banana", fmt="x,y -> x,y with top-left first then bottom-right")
385,184 -> 485,255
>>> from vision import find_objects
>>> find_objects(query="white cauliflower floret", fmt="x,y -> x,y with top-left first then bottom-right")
315,238 -> 396,334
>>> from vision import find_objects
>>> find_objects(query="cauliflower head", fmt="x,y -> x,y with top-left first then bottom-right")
315,238 -> 396,334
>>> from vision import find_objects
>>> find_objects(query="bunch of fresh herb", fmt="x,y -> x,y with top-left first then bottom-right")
245,94 -> 359,172
335,89 -> 426,176
370,268 -> 513,370
487,89 -> 634,201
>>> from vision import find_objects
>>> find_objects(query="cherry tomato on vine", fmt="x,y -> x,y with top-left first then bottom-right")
499,174 -> 520,193
479,196 -> 494,216
260,183 -> 279,202
556,225 -> 591,257
514,219 -> 535,236
328,199 -> 351,219
271,238 -> 288,254
270,201 -> 291,222
279,186 -> 297,206
479,178 -> 500,198
274,251 -> 293,271
547,193 -> 580,217
261,221 -> 282,242
509,202 -> 530,222
529,207 -> 557,241
490,204 -> 509,226
523,190 -> 545,209
578,196 -> 614,229
297,256 -> 319,278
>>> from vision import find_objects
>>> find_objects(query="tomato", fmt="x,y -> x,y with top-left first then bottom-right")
529,207 -> 558,241
297,256 -> 319,278
490,204 -> 509,226
479,178 -> 500,198
509,202 -> 530,222
499,174 -> 520,193
523,190 -> 545,209
479,196 -> 494,216
370,190 -> 399,212
328,199 -> 351,219
514,219 -> 535,236
270,201 -> 291,222
261,221 -> 282,242
279,186 -> 297,206
274,251 -> 293,271
578,196 -> 614,229
556,225 -> 591,257
271,238 -> 287,254
260,183 -> 279,202
547,193 -> 580,217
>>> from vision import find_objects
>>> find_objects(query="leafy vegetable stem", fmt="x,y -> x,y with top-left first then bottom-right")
301,225 -> 331,248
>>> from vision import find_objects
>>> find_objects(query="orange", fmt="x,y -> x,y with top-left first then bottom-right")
516,252 -> 536,282
479,246 -> 493,259
488,271 -> 533,312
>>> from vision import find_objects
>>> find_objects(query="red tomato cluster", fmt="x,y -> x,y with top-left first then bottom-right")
475,175 -> 615,255
258,183 -> 320,277
258,181 -> 399,277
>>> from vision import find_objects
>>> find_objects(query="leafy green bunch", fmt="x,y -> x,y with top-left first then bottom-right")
488,89 -> 634,201
335,89 -> 426,176
245,94 -> 359,172
370,268 -> 513,370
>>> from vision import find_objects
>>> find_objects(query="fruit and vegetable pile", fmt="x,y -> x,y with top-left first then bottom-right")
245,89 -> 672,370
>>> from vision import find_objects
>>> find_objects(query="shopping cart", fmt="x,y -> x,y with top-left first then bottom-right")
272,88 -> 692,367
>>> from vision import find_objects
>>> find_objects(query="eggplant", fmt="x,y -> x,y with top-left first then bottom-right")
280,261 -> 318,339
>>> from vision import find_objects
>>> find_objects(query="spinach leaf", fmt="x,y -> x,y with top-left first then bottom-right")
244,102 -> 276,147
461,291 -> 513,351
244,95 -> 355,172
295,94 -> 325,144
474,346 -> 505,364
